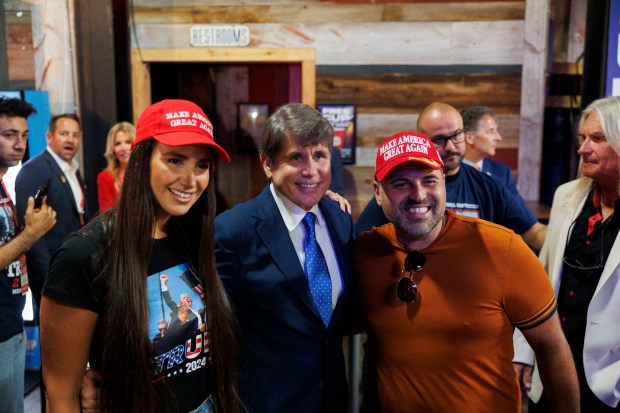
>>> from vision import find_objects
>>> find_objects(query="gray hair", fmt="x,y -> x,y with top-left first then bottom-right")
579,96 -> 620,157
259,103 -> 334,163
460,106 -> 495,133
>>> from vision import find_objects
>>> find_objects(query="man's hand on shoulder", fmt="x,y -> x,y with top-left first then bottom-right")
324,190 -> 352,214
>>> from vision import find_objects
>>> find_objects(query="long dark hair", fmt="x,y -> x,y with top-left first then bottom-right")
95,139 -> 238,412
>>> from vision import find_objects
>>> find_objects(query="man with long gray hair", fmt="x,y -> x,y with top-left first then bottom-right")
515,96 -> 620,412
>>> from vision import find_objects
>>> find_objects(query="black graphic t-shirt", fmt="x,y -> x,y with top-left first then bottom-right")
0,181 -> 28,342
44,220 -> 213,412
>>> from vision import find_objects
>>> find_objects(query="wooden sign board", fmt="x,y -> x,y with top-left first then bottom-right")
190,25 -> 250,47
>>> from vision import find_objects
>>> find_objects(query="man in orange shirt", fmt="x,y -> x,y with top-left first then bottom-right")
352,131 -> 579,412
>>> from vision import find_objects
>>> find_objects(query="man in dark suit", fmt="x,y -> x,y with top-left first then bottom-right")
215,103 -> 354,412
15,113 -> 90,309
460,106 -> 528,203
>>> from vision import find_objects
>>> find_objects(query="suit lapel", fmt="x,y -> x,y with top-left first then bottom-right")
319,199 -> 350,328
254,188 -> 320,319
550,209 -> 577,293
76,169 -> 88,218
596,236 -> 620,297
43,151 -> 81,214
549,185 -> 589,292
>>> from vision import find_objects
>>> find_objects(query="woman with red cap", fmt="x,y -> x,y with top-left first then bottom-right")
40,99 -> 238,413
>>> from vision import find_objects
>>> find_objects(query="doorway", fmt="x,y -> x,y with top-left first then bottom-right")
131,48 -> 316,208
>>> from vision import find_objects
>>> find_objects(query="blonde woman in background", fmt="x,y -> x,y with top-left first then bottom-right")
97,122 -> 135,212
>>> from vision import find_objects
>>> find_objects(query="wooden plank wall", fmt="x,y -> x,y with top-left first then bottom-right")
4,9 -> 34,89
5,1 -> 532,217
131,1 -> 527,217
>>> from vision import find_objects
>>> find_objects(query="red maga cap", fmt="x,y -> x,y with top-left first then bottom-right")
133,99 -> 230,163
375,132 -> 443,182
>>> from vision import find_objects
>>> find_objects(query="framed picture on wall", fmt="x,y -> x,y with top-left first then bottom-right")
317,104 -> 356,164
237,103 -> 269,153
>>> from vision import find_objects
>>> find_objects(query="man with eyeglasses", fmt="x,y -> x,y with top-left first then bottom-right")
355,102 -> 547,253
350,130 -> 578,412
515,96 -> 620,412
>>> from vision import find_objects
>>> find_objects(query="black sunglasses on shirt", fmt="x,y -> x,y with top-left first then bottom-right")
396,250 -> 426,303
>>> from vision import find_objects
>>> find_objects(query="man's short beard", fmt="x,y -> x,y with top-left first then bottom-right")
385,198 -> 444,238
442,151 -> 463,171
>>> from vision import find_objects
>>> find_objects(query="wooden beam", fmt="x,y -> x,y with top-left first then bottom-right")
74,0 -> 119,216
132,2 -> 525,24
567,0 -> 586,63
301,57 -> 316,108
31,0 -> 79,115
317,72 -> 522,113
518,0 -> 549,201
355,113 -> 520,147
133,21 -> 524,66
134,47 -> 314,64
130,50 -> 151,124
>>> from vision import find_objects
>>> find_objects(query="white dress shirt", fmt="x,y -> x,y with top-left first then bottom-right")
269,182 -> 343,309
46,147 -> 84,214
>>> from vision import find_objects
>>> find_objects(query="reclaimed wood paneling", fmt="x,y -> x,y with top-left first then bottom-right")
4,1 -> 33,10
5,12 -> 34,83
384,2 -> 523,21
518,0 -> 548,201
125,0 -> 544,206
316,72 -> 522,113
343,166 -> 375,220
355,114 -> 418,146
133,20 -> 524,66
133,2 -> 524,24
130,52 -> 151,124
354,113 -> 519,148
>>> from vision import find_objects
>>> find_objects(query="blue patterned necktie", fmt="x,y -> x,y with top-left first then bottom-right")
301,212 -> 332,326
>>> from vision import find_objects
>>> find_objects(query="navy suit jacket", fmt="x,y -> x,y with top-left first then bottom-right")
15,150 -> 91,304
480,158 -> 530,211
215,185 -> 354,413
480,158 -> 517,197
